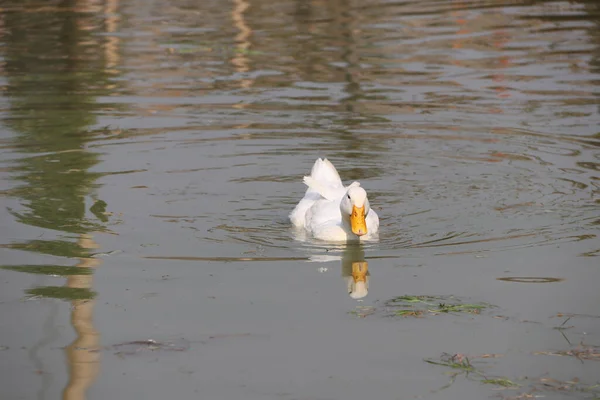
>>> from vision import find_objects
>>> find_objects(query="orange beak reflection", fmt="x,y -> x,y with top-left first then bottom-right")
350,205 -> 367,236
351,261 -> 369,282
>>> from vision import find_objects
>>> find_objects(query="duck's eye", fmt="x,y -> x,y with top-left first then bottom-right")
347,194 -> 351,199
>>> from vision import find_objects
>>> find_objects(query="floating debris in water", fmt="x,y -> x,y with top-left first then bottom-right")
533,342 -> 600,362
553,312 -> 600,319
346,295 -> 494,319
386,295 -> 491,317
348,306 -> 375,318
112,338 -> 190,356
497,277 -> 564,283
481,378 -> 519,388
425,353 -> 476,372
90,250 -> 123,258
425,352 -> 600,398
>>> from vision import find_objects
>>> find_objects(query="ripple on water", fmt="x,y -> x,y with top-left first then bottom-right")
1,3 -> 600,400
1,0 -> 598,264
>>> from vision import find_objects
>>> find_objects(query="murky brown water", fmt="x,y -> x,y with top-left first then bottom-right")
0,0 -> 599,399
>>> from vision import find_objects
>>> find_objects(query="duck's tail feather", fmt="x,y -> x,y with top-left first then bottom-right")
309,158 -> 343,187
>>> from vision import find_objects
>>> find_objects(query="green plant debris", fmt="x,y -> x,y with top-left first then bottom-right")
425,354 -> 475,372
425,353 -> 482,394
386,295 -> 491,317
393,295 -> 437,304
26,286 -> 96,301
348,306 -> 375,318
1,265 -> 92,276
481,378 -> 519,387
425,354 -> 520,392
425,353 -> 600,398
437,303 -> 487,313
395,309 -> 424,317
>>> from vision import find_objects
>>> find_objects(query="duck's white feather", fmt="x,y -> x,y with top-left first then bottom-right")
310,158 -> 343,187
290,158 -> 380,242
289,158 -> 343,226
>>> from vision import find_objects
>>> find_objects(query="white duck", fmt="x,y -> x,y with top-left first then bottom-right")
290,158 -> 379,242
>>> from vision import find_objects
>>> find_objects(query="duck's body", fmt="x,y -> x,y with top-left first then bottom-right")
290,158 -> 379,242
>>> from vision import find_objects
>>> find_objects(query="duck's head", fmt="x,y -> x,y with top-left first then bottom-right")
340,186 -> 371,236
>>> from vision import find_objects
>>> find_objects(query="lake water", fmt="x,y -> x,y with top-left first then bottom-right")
0,1 -> 599,399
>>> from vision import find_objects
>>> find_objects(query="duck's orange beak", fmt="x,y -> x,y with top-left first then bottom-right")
350,205 -> 367,236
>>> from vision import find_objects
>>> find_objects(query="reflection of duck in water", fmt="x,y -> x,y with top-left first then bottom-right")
290,158 -> 379,242
307,244 -> 371,299
341,244 -> 370,299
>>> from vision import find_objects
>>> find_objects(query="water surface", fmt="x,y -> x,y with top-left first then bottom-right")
0,1 -> 599,399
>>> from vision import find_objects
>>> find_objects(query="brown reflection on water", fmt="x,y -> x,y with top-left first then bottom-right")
103,0 -> 121,75
231,0 -> 253,90
63,235 -> 101,400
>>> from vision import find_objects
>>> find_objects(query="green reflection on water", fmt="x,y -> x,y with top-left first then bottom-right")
1,4 -> 122,397
5,239 -> 88,258
2,3 -> 119,290
89,200 -> 109,223
26,286 -> 97,301
1,265 -> 93,276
